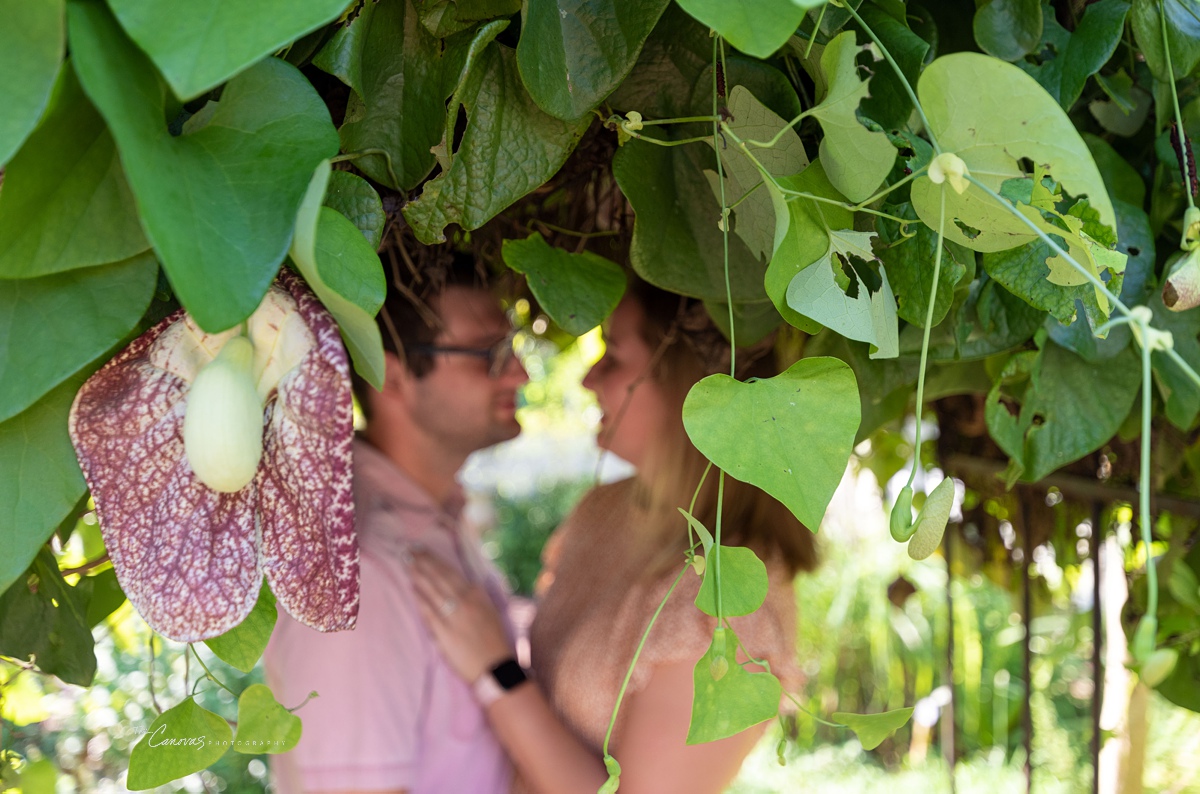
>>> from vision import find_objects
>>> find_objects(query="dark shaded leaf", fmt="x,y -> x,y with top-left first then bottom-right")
518,0 -> 669,120
69,0 -> 338,333
0,548 -> 96,686
403,42 -> 590,243
0,64 -> 148,279
0,0 -> 63,166
0,376 -> 88,595
0,253 -> 157,423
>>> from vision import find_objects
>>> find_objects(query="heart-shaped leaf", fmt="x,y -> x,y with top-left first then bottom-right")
107,0 -> 347,100
831,707 -> 914,751
687,628 -> 781,744
682,358 -> 860,529
127,698 -> 232,790
291,161 -> 386,390
0,0 -> 63,167
0,64 -> 148,279
907,477 -> 955,560
694,545 -> 769,617
233,684 -> 302,754
502,233 -> 626,335
204,584 -> 278,673
806,32 -> 896,203
674,0 -> 811,59
69,0 -> 338,333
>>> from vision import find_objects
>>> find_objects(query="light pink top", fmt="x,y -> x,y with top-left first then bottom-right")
264,439 -> 513,793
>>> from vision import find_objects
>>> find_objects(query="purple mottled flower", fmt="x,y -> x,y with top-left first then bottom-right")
68,269 -> 358,642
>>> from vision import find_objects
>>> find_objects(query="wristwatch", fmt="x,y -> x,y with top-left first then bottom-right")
473,658 -> 529,707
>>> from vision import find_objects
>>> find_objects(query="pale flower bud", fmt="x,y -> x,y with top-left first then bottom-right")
1163,249 -> 1200,311
928,152 -> 970,194
183,336 -> 265,493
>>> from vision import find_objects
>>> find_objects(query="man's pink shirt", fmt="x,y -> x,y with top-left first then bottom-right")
264,439 -> 513,793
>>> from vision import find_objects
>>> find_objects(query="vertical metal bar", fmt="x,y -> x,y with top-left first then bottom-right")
1021,498 -> 1034,794
1091,500 -> 1104,794
944,524 -> 957,794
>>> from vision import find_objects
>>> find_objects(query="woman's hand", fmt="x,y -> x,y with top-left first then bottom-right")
409,549 -> 513,683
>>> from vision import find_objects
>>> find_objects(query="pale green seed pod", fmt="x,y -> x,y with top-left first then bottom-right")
890,486 -> 915,542
1140,648 -> 1179,688
183,336 -> 265,493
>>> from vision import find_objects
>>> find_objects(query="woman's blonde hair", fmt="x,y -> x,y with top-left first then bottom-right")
624,281 -> 819,578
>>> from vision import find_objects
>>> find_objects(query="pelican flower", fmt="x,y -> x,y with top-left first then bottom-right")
68,269 -> 358,642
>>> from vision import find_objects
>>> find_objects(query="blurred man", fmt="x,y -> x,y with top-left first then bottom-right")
264,254 -> 527,794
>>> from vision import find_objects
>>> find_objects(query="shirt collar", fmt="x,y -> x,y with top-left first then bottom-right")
353,437 -> 466,522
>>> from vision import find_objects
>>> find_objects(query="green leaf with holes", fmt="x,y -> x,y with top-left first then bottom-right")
323,171 -> 385,250
687,628 -> 781,744
501,233 -> 625,335
403,41 -> 590,244
233,684 -> 301,754
518,0 -> 669,120
832,708 -> 914,751
806,32 -> 895,203
674,0 -> 812,59
205,585 -> 278,673
0,252 -> 157,424
682,358 -> 860,529
314,0 -> 471,190
291,161 -> 386,390
69,0 -> 338,333
985,341 -> 1140,483
910,52 -> 1115,251
786,228 -> 900,359
0,64 -> 148,279
0,377 -> 88,596
695,545 -> 769,617
0,0 -> 63,167
127,698 -> 232,790
107,0 -> 347,100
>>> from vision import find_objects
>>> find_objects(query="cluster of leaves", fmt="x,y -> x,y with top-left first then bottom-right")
5,0 -> 1200,787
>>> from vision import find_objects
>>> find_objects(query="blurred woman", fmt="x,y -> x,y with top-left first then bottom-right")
410,281 -> 818,794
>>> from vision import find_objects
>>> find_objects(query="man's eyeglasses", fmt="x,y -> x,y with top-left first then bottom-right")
410,332 -> 518,378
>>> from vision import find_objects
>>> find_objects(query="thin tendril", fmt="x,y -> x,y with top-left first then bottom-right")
1161,0 -> 1196,209
189,645 -> 236,696
1139,320 -> 1160,623
601,563 -> 691,757
906,186 -> 946,490
713,34 -> 732,623
805,5 -> 827,58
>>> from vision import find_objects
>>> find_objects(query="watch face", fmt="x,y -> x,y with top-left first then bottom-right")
492,659 -> 528,690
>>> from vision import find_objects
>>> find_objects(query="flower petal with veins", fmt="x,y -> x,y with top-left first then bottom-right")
259,269 -> 358,632
68,311 -> 261,641
68,269 -> 359,641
